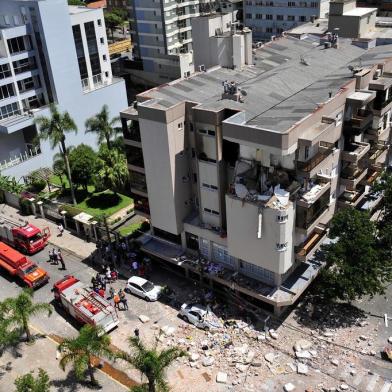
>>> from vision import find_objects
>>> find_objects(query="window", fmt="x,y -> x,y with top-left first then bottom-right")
239,259 -> 274,283
277,214 -> 288,223
7,36 -> 27,54
0,102 -> 20,120
193,173 -> 197,183
304,146 -> 309,160
266,14 -> 273,20
288,1 -> 296,5
103,54 -> 107,61
204,208 -> 219,216
105,71 -> 109,77
199,129 -> 207,134
266,27 -> 273,33
178,122 -> 183,131
97,19 -> 102,26
277,15 -> 284,20
299,15 -> 306,22
0,64 -> 11,80
100,37 -> 104,44
0,83 -> 15,100
212,243 -> 236,268
17,77 -> 35,92
207,129 -> 215,136
299,1 -> 307,6
202,183 -> 218,191
276,242 -> 288,251
310,1 -> 317,6
277,28 -> 284,34
256,13 -> 263,19
287,15 -> 295,21
246,13 -> 252,19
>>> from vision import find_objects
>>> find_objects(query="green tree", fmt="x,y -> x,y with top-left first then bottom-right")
117,337 -> 186,392
35,104 -> 78,205
14,368 -> 50,392
0,175 -> 25,194
69,144 -> 97,191
3,289 -> 52,343
0,301 -> 22,356
58,325 -> 113,386
95,145 -> 129,193
52,152 -> 67,190
320,208 -> 391,301
104,11 -> 123,39
85,105 -> 121,150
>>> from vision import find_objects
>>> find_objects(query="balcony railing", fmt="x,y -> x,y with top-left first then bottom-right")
337,185 -> 367,208
295,224 -> 328,261
296,142 -> 334,173
0,146 -> 41,171
81,73 -> 108,93
341,141 -> 370,163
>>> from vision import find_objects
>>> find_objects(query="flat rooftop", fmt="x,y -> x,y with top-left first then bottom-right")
139,36 -> 392,133
343,7 -> 377,16
68,5 -> 96,15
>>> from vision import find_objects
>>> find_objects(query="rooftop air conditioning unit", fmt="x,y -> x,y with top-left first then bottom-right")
198,65 -> 206,72
374,69 -> 382,80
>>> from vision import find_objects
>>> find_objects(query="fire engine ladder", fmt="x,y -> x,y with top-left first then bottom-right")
0,214 -> 27,228
80,289 -> 111,315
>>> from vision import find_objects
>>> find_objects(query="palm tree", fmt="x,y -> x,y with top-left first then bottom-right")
0,300 -> 22,355
96,146 -> 129,194
117,337 -> 186,392
35,104 -> 78,205
58,325 -> 113,386
85,105 -> 121,150
3,289 -> 52,343
52,152 -> 67,190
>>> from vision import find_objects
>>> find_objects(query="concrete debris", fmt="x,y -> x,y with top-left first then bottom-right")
323,332 -> 334,338
202,357 -> 215,367
295,350 -> 312,359
297,363 -> 309,375
388,337 -> 392,344
331,359 -> 339,366
264,352 -> 275,363
359,335 -> 367,341
284,382 -> 296,391
294,339 -> 312,352
257,334 -> 266,341
235,363 -> 248,373
269,329 -> 278,340
216,371 -> 227,384
339,384 -> 349,390
138,314 -> 150,323
190,353 -> 200,362
245,350 -> 256,364
160,325 -> 176,336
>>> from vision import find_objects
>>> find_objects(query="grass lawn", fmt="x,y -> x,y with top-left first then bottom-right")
50,175 -> 133,218
77,191 -> 133,218
117,222 -> 143,237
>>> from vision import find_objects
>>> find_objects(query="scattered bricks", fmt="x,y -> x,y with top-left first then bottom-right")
264,352 -> 275,363
297,363 -> 309,375
284,382 -> 296,391
269,329 -> 278,340
138,314 -> 150,323
216,372 -> 227,384
294,339 -> 312,352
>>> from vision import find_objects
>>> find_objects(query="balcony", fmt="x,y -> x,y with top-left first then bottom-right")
368,141 -> 389,164
364,125 -> 390,142
297,181 -> 331,208
295,224 -> 328,262
296,189 -> 330,234
341,141 -> 370,163
340,167 -> 369,191
296,142 -> 335,178
337,185 -> 367,208
130,171 -> 148,197
0,145 -> 41,171
343,109 -> 373,136
363,168 -> 382,186
125,144 -> 145,173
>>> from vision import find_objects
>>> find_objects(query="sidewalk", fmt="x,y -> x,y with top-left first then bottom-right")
0,203 -> 96,259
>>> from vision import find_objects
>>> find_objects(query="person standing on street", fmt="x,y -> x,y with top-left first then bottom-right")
57,249 -> 66,270
57,223 -> 64,237
52,248 -> 58,265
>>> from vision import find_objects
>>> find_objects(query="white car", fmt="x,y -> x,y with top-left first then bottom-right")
125,276 -> 162,301
179,303 -> 222,330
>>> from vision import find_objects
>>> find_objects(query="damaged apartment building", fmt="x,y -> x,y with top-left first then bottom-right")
120,18 -> 392,314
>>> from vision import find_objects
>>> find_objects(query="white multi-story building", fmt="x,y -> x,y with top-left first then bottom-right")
0,0 -> 127,179
127,0 -> 242,85
244,0 -> 330,41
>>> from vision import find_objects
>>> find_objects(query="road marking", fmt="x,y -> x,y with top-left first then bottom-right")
366,374 -> 380,392
380,382 -> 392,392
30,324 -> 128,390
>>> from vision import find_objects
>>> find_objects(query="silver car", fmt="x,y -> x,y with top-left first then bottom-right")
179,303 -> 222,330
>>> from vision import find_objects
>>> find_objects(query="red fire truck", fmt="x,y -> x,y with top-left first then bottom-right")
53,276 -> 119,333
0,215 -> 50,254
0,241 -> 49,288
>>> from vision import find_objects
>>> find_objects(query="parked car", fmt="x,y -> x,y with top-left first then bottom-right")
125,276 -> 162,301
179,303 -> 222,330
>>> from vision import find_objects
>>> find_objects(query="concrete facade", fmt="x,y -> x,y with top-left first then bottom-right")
0,0 -> 127,180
